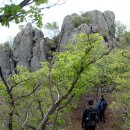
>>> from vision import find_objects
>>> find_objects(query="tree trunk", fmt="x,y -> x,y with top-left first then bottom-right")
8,95 -> 14,130
8,111 -> 13,130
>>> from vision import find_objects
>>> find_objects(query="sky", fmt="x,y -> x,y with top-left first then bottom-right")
0,0 -> 130,43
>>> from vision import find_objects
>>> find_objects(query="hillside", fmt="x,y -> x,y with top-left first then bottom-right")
71,94 -> 123,130
0,9 -> 130,130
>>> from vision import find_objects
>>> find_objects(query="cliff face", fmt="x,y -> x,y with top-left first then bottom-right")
0,43 -> 14,77
60,10 -> 118,49
0,10 -> 119,77
12,23 -> 46,71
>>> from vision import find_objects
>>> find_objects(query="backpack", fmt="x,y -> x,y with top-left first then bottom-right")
101,100 -> 107,110
85,108 -> 98,127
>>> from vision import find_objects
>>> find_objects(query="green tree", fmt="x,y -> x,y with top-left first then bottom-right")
113,51 -> 130,129
44,22 -> 60,38
120,31 -> 130,49
0,0 -> 66,27
115,21 -> 126,40
0,33 -> 112,130
99,47 -> 130,129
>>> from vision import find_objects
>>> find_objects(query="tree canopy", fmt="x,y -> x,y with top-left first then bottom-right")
0,1 -> 130,128
0,33 -> 113,130
0,0 -> 66,27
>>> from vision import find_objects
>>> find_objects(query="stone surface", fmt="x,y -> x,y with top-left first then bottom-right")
0,10 -> 119,77
60,10 -> 117,47
31,28 -> 46,71
13,23 -> 33,68
83,10 -> 110,36
13,23 -> 46,70
0,44 -> 14,77
69,24 -> 91,43
59,15 -> 75,50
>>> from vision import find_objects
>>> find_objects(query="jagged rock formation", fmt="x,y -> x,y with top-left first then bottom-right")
0,10 -> 119,77
13,23 -> 46,71
0,43 -> 14,77
59,14 -> 75,47
60,10 -> 119,48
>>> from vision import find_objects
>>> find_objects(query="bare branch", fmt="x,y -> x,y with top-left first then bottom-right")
55,81 -> 61,100
58,94 -> 75,110
19,0 -> 32,8
37,65 -> 82,130
87,47 -> 113,66
38,101 -> 44,119
48,60 -> 55,103
40,0 -> 67,10
0,0 -> 32,23
37,41 -> 93,129
21,101 -> 33,130
0,0 -> 67,24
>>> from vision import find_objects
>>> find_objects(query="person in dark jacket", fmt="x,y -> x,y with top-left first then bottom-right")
97,95 -> 108,122
81,100 -> 98,130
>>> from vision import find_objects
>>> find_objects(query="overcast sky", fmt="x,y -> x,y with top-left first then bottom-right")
0,0 -> 130,43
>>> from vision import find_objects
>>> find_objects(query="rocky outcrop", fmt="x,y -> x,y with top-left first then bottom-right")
13,23 -> 33,68
59,15 -> 75,51
0,43 -> 14,77
0,10 -> 119,77
13,23 -> 46,71
82,10 -> 115,37
31,28 -> 46,71
60,10 -> 119,47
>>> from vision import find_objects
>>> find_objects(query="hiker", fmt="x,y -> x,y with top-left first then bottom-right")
81,99 -> 98,130
97,95 -> 108,122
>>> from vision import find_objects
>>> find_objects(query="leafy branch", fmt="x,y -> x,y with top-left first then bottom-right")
0,0 -> 67,27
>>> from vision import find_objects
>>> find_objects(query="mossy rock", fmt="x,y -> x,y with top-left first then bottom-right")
71,13 -> 90,28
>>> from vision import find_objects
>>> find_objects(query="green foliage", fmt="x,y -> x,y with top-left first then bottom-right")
44,22 -> 59,30
44,22 -> 60,38
102,48 -> 130,128
1,4 -> 26,26
0,0 -> 49,27
115,21 -> 126,39
110,121 -> 122,129
120,31 -> 130,48
34,0 -> 48,5
52,33 -> 106,98
2,31 -> 130,129
0,33 -> 113,129
0,42 -> 11,52
71,13 -> 90,28
28,6 -> 43,27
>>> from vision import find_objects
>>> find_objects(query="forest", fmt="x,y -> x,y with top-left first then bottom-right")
0,0 -> 130,130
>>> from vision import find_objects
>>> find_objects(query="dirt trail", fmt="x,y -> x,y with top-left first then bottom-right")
71,94 -> 122,130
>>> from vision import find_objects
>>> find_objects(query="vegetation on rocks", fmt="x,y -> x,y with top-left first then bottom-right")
0,1 -> 130,129
0,33 -> 113,130
71,14 -> 90,28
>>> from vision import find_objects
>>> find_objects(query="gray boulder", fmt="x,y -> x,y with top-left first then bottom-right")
13,23 -> 46,70
59,15 -> 75,50
60,10 -> 117,47
103,11 -> 115,37
71,24 -> 91,35
69,24 -> 91,43
13,23 -> 33,68
31,28 -> 46,71
83,10 -> 109,36
0,43 -> 14,77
